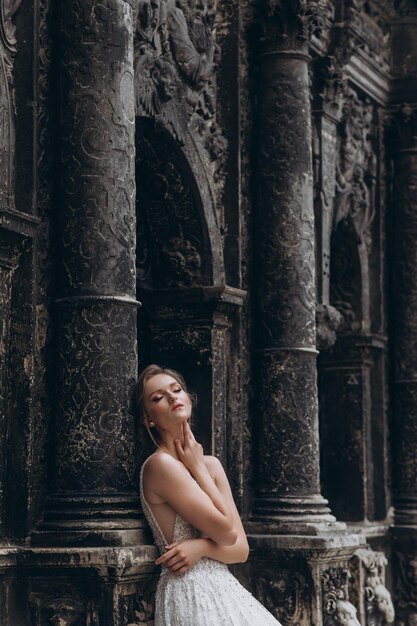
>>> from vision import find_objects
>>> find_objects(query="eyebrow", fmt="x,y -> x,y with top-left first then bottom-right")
147,382 -> 181,399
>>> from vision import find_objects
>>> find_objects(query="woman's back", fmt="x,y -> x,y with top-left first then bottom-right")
141,453 -> 200,549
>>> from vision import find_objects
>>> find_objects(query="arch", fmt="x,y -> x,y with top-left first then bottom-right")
135,116 -> 224,290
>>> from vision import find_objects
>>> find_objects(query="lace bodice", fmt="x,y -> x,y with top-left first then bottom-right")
139,457 -> 200,555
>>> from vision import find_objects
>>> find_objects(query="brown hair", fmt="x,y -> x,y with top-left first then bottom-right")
133,364 -> 196,450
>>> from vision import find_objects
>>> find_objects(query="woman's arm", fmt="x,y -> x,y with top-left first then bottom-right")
155,455 -> 249,574
174,423 -> 237,530
145,430 -> 237,546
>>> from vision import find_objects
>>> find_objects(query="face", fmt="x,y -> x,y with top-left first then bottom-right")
144,373 -> 192,433
336,601 -> 360,626
374,585 -> 394,622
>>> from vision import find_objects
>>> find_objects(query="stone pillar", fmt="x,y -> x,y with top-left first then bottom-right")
252,15 -> 334,530
32,0 -> 143,546
392,130 -> 417,505
390,10 -> 417,623
390,111 -> 417,622
247,6 -> 365,624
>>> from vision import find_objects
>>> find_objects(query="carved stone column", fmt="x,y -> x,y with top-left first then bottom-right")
390,8 -> 417,623
252,3 -> 334,530
390,108 -> 417,622
32,0 -> 143,546
245,6 -> 366,624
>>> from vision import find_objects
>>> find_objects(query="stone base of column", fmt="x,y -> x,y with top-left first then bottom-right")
393,496 -> 417,527
250,494 -> 347,535
391,526 -> 417,624
247,533 -> 366,625
31,493 -> 148,547
0,545 -> 158,625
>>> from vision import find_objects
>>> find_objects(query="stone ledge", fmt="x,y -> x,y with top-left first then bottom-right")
248,531 -> 366,559
0,544 -> 159,576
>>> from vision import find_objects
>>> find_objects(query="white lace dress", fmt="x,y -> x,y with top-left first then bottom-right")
140,461 -> 282,626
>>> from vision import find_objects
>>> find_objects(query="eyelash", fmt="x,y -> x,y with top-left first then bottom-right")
152,388 -> 182,402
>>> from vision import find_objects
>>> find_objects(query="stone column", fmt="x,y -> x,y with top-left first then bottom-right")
252,18 -> 334,530
390,10 -> 417,623
32,0 -> 143,546
390,109 -> 417,622
392,119 -> 417,526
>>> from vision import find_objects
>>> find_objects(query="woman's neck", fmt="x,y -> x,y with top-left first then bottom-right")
157,425 -> 185,460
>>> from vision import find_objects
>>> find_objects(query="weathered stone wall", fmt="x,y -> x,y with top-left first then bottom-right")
0,0 -> 413,623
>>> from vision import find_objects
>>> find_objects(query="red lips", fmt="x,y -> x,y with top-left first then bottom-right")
172,403 -> 184,411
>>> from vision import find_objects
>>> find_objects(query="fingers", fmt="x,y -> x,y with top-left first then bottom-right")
185,421 -> 195,440
155,543 -> 178,565
156,551 -> 190,575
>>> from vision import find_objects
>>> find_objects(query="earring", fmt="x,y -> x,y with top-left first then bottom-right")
149,420 -> 155,427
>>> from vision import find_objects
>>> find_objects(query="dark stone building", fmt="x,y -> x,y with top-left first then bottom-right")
0,0 -> 416,623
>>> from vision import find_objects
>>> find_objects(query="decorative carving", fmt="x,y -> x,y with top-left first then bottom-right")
322,567 -> 360,626
350,549 -> 394,626
38,598 -> 85,626
335,90 -> 375,242
330,88 -> 377,334
255,0 -> 334,48
392,537 -> 417,625
60,0 -> 137,296
316,303 -> 343,350
56,301 -> 137,491
331,0 -> 391,72
326,599 -> 361,626
255,569 -> 309,624
257,62 -> 316,350
134,0 -> 225,169
0,0 -> 22,208
1,0 -> 22,50
120,590 -> 155,626
256,352 -> 322,499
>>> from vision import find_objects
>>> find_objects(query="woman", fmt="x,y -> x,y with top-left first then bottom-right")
135,364 -> 282,626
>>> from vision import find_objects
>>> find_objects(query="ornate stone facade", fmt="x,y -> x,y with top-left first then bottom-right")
0,0 -> 413,623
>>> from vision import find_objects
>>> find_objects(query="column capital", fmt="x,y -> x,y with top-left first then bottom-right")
252,0 -> 334,54
388,104 -> 417,153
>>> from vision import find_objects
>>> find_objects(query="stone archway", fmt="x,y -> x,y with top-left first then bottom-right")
135,116 -> 223,292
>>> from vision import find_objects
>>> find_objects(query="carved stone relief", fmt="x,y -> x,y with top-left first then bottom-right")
251,0 -> 334,52
349,549 -> 395,626
255,566 -> 310,625
392,536 -> 417,625
119,588 -> 155,626
55,302 -> 137,491
322,566 -> 360,626
29,590 -> 98,626
134,0 -> 225,179
330,88 -> 377,334
0,0 -> 21,208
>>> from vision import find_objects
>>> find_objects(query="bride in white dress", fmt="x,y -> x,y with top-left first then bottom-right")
135,364 -> 282,626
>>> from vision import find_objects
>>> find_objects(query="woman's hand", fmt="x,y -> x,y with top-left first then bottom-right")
175,422 -> 205,475
155,538 -> 208,576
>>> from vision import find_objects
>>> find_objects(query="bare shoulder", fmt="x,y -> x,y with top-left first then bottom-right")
143,452 -> 178,481
203,454 -> 225,478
